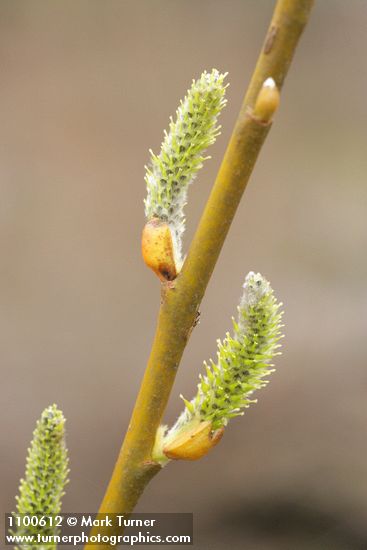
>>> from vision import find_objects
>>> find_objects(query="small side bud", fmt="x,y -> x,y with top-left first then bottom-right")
142,218 -> 177,282
253,77 -> 280,123
163,420 -> 224,461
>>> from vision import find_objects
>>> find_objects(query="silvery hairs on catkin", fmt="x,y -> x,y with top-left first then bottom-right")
162,271 -> 283,450
144,69 -> 227,269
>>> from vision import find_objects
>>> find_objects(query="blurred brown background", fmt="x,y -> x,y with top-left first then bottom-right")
1,1 -> 367,549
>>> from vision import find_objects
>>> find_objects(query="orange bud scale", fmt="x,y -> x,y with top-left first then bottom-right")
163,420 -> 224,461
142,218 -> 177,281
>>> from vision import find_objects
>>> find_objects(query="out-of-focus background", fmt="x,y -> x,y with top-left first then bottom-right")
1,1 -> 367,548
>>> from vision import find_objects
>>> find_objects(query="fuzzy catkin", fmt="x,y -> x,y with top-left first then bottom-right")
167,272 -> 283,441
13,405 -> 69,549
144,69 -> 227,268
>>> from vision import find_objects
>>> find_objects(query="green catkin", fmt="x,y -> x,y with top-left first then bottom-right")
144,69 -> 227,268
155,272 -> 283,461
196,271 -> 283,429
12,404 -> 69,550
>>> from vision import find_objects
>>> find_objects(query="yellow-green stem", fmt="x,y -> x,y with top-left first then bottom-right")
85,0 -> 314,546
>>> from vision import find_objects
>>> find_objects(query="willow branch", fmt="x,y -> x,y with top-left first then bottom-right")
86,0 -> 314,545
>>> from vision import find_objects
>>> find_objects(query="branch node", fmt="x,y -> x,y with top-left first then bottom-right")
264,25 -> 278,54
